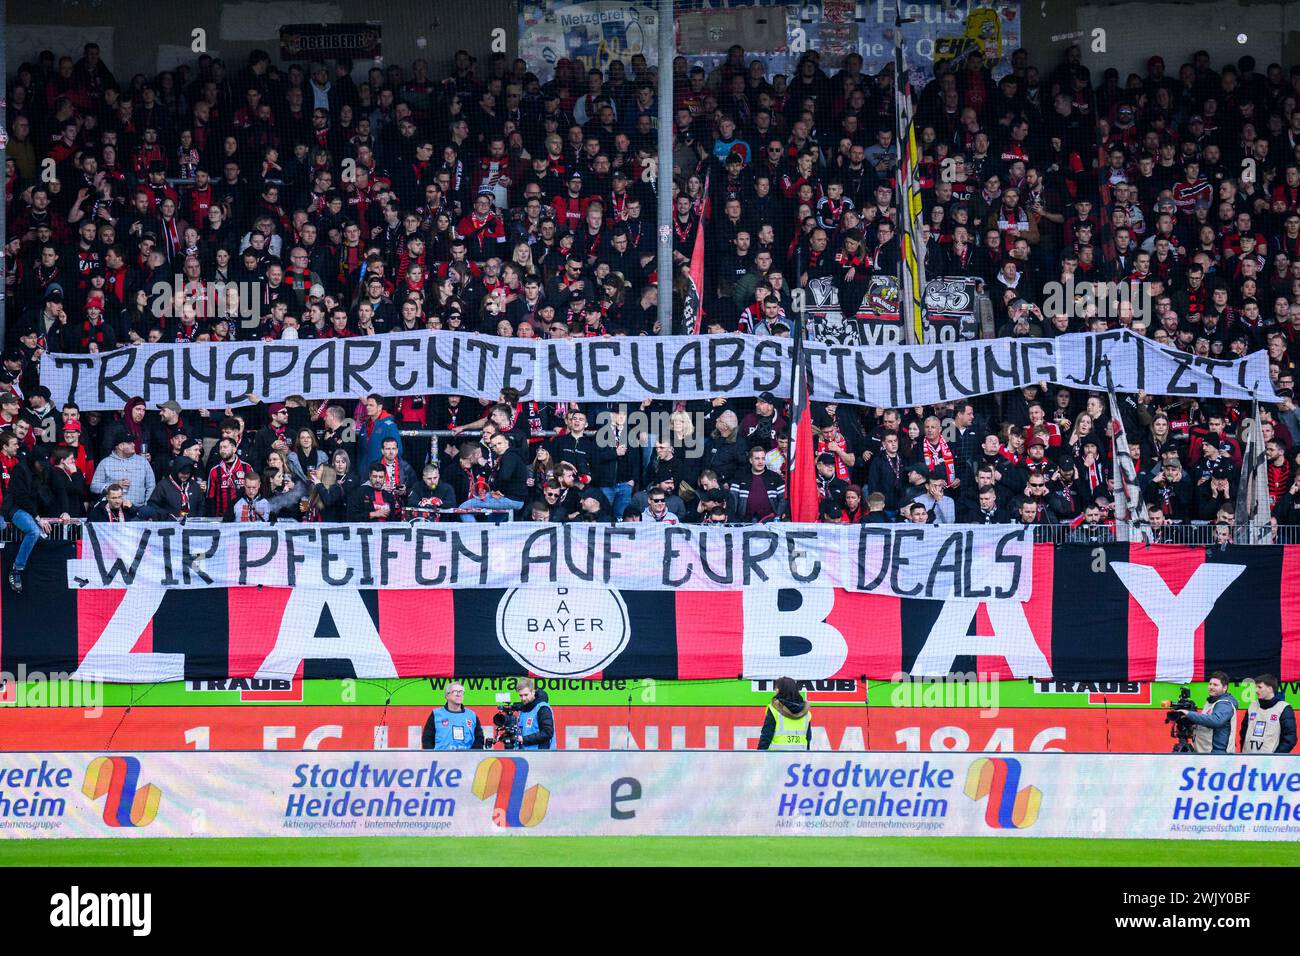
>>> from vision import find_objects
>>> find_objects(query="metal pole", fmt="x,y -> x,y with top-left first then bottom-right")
0,0 -> 8,348
656,0 -> 675,335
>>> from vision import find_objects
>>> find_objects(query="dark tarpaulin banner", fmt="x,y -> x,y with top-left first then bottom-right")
279,22 -> 382,61
4,542 -> 1298,684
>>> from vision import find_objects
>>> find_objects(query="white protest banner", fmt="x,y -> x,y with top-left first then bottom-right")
41,331 -> 1277,411
67,521 -> 1034,600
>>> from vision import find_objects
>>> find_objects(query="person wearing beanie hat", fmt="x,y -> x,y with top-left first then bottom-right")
148,456 -> 207,520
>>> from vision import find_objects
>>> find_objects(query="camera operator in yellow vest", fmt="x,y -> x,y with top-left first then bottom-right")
758,677 -> 811,751
1239,674 -> 1296,754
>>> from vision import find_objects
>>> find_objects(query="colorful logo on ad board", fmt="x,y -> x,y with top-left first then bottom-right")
472,757 -> 549,828
964,757 -> 1041,829
82,756 -> 162,828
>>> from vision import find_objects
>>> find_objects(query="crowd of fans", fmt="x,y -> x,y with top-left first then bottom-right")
6,34 -> 1300,591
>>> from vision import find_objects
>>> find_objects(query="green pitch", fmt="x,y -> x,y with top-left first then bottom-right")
0,837 -> 1292,867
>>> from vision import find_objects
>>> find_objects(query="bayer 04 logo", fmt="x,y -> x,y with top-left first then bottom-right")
495,587 -> 630,678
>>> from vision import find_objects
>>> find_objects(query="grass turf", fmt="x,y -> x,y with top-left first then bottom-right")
0,837 -> 1293,866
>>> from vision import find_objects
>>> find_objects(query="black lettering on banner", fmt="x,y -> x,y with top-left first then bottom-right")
943,346 -> 979,397
901,349 -> 945,404
282,527 -> 317,586
662,526 -> 691,586
1021,340 -> 1056,387
51,356 -> 93,407
378,526 -> 412,586
961,529 -> 992,600
303,341 -> 338,395
464,338 -> 499,394
428,335 -> 461,392
671,340 -> 704,395
355,525 -> 375,586
854,350 -> 897,407
697,529 -> 734,585
260,344 -> 301,400
784,530 -> 821,583
520,525 -> 558,582
889,527 -> 926,597
1165,351 -> 1196,395
803,342 -> 828,398
1191,355 -> 1226,397
1131,331 -> 1147,391
830,346 -> 854,401
502,344 -> 536,395
751,339 -> 787,393
99,349 -> 137,406
587,340 -> 626,397
87,523 -> 150,586
156,525 -> 178,586
181,347 -> 218,405
239,528 -> 279,586
993,530 -> 1025,599
180,527 -> 220,585
142,349 -> 176,404
342,339 -> 381,394
926,531 -> 963,599
982,342 -> 1020,395
1088,330 -> 1125,389
548,341 -> 584,399
414,527 -> 446,586
387,338 -> 420,393
628,340 -> 666,395
319,526 -> 354,586
602,526 -> 635,581
856,525 -> 891,591
562,524 -> 597,581
707,337 -> 745,393
223,347 -> 257,404
740,528 -> 779,583
452,528 -> 489,585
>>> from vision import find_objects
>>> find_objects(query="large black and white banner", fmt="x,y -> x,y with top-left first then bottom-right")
67,522 -> 1034,600
42,330 -> 1276,411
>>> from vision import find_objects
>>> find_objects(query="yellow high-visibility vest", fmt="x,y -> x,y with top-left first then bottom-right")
767,703 -> 811,750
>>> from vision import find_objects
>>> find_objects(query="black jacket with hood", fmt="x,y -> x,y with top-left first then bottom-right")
758,692 -> 811,750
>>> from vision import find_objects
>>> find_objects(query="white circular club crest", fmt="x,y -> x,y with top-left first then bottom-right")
495,587 -> 630,678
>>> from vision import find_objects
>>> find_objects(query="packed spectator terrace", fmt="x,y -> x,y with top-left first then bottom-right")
6,27 -> 1300,578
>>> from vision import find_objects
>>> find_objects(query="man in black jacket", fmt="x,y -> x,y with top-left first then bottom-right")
348,463 -> 400,522
149,458 -> 206,520
867,431 -> 907,512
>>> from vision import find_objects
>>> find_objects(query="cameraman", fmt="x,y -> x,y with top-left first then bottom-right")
516,678 -> 555,750
1178,671 -> 1239,754
421,683 -> 484,751
1239,675 -> 1296,754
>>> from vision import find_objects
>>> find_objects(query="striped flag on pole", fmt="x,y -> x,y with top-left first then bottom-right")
1107,389 -> 1152,544
893,42 -> 927,346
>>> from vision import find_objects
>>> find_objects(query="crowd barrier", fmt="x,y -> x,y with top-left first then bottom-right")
6,751 -> 1296,840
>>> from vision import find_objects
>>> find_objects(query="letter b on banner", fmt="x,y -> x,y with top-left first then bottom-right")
741,588 -> 846,679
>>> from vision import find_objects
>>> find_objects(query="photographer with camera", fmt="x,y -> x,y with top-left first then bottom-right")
514,678 -> 555,750
1174,671 -> 1240,754
1239,675 -> 1296,754
421,682 -> 484,751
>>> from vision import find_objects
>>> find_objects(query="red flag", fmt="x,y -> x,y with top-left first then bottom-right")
788,382 -> 819,523
689,176 -> 709,333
